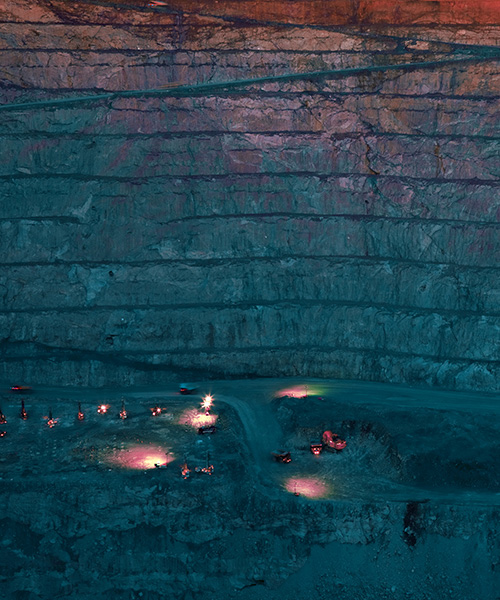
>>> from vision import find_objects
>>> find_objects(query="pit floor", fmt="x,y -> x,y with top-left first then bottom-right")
1,378 -> 499,505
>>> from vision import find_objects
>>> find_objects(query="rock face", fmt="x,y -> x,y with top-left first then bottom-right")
0,0 -> 499,390
2,478 -> 499,600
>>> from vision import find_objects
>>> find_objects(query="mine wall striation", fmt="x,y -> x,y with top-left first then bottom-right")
0,0 -> 499,389
0,477 -> 499,600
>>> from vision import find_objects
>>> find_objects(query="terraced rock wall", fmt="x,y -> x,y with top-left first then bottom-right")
1,478 -> 499,600
0,0 -> 499,389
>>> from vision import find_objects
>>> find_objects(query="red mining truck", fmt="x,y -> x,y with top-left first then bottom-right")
310,442 -> 323,455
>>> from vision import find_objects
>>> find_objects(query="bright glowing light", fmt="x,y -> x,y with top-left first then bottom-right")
97,404 -> 109,414
285,477 -> 331,499
103,444 -> 174,470
201,395 -> 213,413
274,385 -> 323,399
179,408 -> 218,429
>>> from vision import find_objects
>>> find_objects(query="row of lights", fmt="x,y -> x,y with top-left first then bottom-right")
0,401 -> 163,431
1,395 -> 215,432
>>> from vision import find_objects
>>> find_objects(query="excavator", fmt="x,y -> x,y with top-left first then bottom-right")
322,430 -> 347,451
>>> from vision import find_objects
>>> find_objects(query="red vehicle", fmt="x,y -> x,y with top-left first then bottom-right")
97,404 -> 109,414
0,410 -> 6,425
322,431 -> 347,451
11,385 -> 32,394
198,425 -> 217,435
77,403 -> 84,421
151,405 -> 161,416
0,431 -> 6,438
179,383 -> 198,395
310,442 -> 323,455
272,451 -> 292,463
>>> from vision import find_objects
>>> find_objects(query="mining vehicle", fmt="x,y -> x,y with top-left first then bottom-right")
179,383 -> 198,395
11,385 -> 32,394
77,402 -> 84,421
194,450 -> 214,474
322,430 -> 347,451
198,425 -> 217,435
272,451 -> 292,463
310,441 -> 323,455
155,452 -> 171,469
194,464 -> 214,475
0,431 -> 6,438
0,409 -> 6,425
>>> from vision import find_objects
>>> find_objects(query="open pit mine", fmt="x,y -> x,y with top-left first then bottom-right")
0,0 -> 499,599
